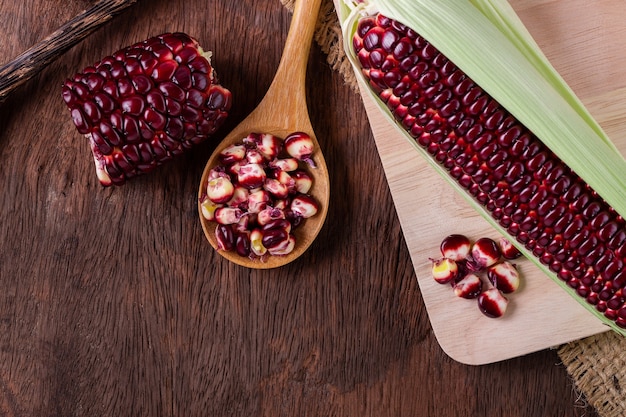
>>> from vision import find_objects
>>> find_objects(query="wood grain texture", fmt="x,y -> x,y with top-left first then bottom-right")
0,0 -> 602,416
0,0 -> 137,101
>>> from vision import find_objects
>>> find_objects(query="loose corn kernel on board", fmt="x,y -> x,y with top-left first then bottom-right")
354,0 -> 626,365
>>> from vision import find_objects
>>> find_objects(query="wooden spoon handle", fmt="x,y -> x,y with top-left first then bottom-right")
0,0 -> 137,103
266,0 -> 323,103
246,0 -> 323,129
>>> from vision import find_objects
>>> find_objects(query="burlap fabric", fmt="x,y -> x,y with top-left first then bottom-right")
279,0 -> 626,415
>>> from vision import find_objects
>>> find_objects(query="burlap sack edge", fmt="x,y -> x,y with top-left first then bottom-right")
279,1 -> 626,416
557,332 -> 626,417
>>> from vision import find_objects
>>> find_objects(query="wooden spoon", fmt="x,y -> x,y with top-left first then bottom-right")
198,0 -> 330,269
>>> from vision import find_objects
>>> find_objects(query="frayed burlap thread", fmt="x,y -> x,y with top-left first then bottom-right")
280,1 -> 626,416
558,332 -> 626,417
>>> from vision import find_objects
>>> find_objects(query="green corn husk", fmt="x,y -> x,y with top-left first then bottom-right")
337,0 -> 626,336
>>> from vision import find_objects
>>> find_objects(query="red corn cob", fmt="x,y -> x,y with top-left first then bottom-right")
61,32 -> 232,186
353,13 -> 626,328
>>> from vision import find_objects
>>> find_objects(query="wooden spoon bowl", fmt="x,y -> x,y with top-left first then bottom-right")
198,0 -> 329,269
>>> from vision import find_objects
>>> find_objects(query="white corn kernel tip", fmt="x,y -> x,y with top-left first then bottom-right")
219,144 -> 246,165
284,131 -> 316,167
237,163 -> 266,189
477,288 -> 509,318
440,234 -> 471,261
276,170 -> 296,190
270,158 -> 299,172
246,148 -> 265,164
227,185 -> 250,209
263,178 -> 290,199
431,258 -> 458,284
487,261 -> 520,293
290,195 -> 319,218
258,133 -> 282,160
273,198 -> 289,210
206,176 -> 235,204
214,207 -> 243,225
244,133 -> 282,160
268,234 -> 296,256
257,207 -> 286,226
469,237 -> 501,271
292,170 -> 313,194
247,189 -> 270,214
200,196 -> 222,221
250,228 -> 267,256
452,273 -> 483,299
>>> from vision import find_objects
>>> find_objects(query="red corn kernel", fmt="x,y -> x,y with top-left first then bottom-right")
468,237 -> 501,271
268,235 -> 296,256
247,189 -> 270,214
263,178 -> 290,199
227,186 -> 250,209
244,133 -> 283,160
453,273 -> 483,299
261,227 -> 290,249
270,158 -> 299,172
487,261 -> 520,294
477,288 -> 508,318
206,176 -> 235,204
439,234 -> 471,261
214,207 -> 243,225
257,207 -> 286,227
290,195 -> 319,219
284,131 -> 316,167
235,232 -> 251,257
215,224 -> 235,251
237,163 -> 266,189
219,144 -> 246,164
263,219 -> 292,234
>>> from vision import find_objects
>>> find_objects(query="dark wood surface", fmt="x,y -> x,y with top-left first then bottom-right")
0,0 -> 137,102
0,0 -> 599,415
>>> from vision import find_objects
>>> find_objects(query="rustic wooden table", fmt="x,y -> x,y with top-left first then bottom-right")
0,0 -> 600,415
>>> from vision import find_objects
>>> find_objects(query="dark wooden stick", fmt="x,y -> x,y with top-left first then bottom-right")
0,0 -> 137,102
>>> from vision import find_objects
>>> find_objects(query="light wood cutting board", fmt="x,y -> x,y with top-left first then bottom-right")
350,0 -> 626,364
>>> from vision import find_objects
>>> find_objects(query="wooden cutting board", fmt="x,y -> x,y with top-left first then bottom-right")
354,0 -> 626,364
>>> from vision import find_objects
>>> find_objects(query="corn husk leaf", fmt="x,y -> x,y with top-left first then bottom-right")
467,0 -> 619,152
337,0 -> 626,336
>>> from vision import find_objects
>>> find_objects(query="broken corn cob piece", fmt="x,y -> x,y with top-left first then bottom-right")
61,32 -> 232,186
348,10 -> 626,332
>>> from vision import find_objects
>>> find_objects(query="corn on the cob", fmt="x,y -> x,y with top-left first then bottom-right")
61,32 -> 232,186
353,13 -> 626,329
